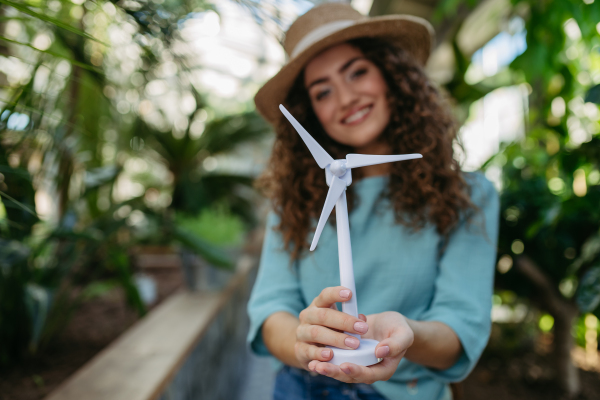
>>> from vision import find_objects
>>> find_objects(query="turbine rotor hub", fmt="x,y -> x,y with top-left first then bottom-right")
330,160 -> 347,177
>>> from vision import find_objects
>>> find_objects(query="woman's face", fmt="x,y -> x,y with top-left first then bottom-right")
304,43 -> 390,154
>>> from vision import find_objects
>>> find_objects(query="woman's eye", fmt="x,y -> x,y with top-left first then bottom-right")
351,68 -> 367,79
315,89 -> 330,101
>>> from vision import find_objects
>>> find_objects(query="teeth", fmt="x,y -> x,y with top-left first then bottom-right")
343,106 -> 371,124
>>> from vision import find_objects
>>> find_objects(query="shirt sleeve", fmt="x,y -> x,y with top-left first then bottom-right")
246,211 -> 307,356
420,173 -> 500,382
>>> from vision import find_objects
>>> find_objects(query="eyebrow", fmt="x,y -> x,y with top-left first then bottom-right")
306,56 -> 364,90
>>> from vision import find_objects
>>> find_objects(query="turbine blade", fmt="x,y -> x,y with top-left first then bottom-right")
279,104 -> 334,169
345,153 -> 422,169
310,176 -> 346,251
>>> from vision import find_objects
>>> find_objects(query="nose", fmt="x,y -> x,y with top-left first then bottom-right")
336,80 -> 359,109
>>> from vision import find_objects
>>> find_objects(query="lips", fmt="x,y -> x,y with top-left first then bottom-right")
342,105 -> 372,125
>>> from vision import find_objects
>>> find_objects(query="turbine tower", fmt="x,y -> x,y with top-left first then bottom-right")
279,105 -> 422,366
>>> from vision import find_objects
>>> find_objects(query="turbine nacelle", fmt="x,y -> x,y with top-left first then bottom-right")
330,160 -> 348,177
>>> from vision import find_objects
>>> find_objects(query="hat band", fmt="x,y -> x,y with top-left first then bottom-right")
290,19 -> 356,59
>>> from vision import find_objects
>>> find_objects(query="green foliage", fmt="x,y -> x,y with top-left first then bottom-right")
0,0 -> 269,370
491,0 -> 600,315
0,0 -> 106,44
577,263 -> 600,313
175,207 -> 245,246
136,108 -> 270,221
171,226 -> 233,269
440,0 -> 600,318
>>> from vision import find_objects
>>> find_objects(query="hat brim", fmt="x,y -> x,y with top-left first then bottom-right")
254,15 -> 434,125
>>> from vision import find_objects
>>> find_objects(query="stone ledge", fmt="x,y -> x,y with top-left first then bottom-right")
44,255 -> 257,400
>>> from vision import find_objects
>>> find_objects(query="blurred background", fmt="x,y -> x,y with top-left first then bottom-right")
0,0 -> 599,399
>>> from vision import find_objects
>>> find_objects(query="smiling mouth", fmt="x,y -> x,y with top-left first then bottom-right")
342,105 -> 373,125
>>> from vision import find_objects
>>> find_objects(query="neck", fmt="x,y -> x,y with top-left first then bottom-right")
354,140 -> 390,177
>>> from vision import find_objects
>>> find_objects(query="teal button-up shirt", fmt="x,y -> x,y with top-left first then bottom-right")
247,172 -> 499,400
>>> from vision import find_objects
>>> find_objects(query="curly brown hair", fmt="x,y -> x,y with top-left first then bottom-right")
256,37 -> 475,260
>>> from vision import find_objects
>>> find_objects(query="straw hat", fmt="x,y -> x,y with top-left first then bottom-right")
254,2 -> 434,124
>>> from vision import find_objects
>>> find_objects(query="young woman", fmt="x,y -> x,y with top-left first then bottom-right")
248,4 -> 499,400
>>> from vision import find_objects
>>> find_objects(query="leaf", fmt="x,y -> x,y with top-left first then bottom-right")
0,36 -> 103,74
0,190 -> 38,217
50,227 -> 104,242
172,227 -> 233,269
111,252 -> 146,316
84,166 -> 120,191
81,280 -> 119,300
0,0 -> 108,45
199,112 -> 271,155
584,84 -> 600,104
571,232 -> 600,273
0,239 -> 30,271
24,283 -> 53,353
576,265 -> 600,313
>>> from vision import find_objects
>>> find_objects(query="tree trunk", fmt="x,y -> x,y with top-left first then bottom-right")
516,255 -> 580,398
553,306 -> 579,396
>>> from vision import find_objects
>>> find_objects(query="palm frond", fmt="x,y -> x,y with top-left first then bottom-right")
199,112 -> 270,155
0,0 -> 108,45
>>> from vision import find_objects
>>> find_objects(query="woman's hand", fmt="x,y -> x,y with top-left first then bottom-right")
307,311 -> 414,384
295,286 -> 370,370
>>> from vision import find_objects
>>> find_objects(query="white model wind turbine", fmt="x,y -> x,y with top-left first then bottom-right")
279,104 -> 422,366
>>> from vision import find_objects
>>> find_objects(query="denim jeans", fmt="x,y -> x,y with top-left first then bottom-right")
273,366 -> 388,400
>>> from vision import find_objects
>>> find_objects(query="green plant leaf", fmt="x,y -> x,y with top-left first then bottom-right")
0,239 -> 30,270
172,227 -> 233,269
199,112 -> 270,155
571,233 -> 600,273
0,36 -> 103,74
576,265 -> 600,313
111,252 -> 146,316
24,283 -> 53,354
84,166 -> 120,191
585,84 -> 600,104
0,190 -> 38,218
81,280 -> 120,300
0,0 -> 108,45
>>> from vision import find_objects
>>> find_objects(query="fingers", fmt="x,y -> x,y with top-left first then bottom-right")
308,353 -> 406,384
354,355 -> 405,381
339,363 -> 378,384
295,342 -> 333,365
312,362 -> 376,384
300,307 -> 368,335
321,358 -> 401,383
297,324 -> 361,350
375,327 -> 414,359
311,362 -> 354,383
313,286 -> 352,308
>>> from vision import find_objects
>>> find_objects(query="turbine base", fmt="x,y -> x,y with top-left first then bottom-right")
326,338 -> 382,367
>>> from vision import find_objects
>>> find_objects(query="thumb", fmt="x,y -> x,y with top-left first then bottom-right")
375,331 -> 413,359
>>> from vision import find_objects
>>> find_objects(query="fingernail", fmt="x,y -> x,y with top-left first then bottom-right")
318,368 -> 329,376
321,349 -> 331,358
354,321 -> 368,333
345,337 -> 360,349
376,346 -> 390,358
341,366 -> 351,374
340,289 -> 350,299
